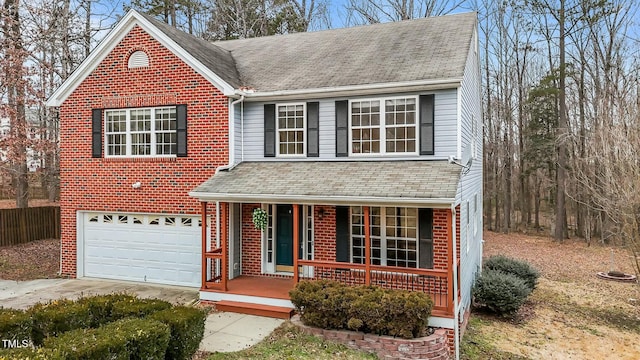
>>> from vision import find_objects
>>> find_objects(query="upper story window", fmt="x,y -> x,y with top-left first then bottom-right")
277,103 -> 306,156
105,107 -> 176,157
349,96 -> 418,155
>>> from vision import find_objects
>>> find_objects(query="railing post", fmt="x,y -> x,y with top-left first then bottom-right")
364,206 -> 371,285
221,202 -> 228,291
446,208 -> 454,315
293,204 -> 300,283
201,201 -> 207,289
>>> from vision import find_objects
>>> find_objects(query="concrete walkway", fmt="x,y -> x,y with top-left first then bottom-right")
0,278 -> 283,353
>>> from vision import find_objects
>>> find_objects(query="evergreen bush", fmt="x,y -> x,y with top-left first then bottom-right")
473,269 -> 531,315
484,255 -> 540,290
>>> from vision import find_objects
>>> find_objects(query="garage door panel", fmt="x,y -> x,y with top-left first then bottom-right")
82,213 -> 201,287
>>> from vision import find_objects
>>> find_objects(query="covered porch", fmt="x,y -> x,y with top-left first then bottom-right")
189,161 -> 461,319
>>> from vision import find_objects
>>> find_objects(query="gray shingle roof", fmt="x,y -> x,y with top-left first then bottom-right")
190,161 -> 460,205
143,12 -> 476,92
138,12 -> 243,88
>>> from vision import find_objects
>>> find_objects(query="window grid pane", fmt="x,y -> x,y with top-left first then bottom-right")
130,109 -> 151,156
155,108 -> 177,155
105,110 -> 127,156
385,98 -> 417,153
351,101 -> 381,154
351,206 -> 418,269
277,104 -> 305,155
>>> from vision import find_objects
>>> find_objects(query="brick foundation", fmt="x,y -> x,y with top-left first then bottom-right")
292,315 -> 450,360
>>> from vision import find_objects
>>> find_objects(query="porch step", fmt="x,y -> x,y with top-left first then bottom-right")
215,300 -> 295,319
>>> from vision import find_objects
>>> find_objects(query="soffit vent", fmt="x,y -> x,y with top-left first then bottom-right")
128,50 -> 149,68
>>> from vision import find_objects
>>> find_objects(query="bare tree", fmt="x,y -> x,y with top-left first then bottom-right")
1,0 -> 30,208
346,0 -> 467,24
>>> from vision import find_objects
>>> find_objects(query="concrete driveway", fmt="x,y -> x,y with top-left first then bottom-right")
0,278 -> 198,309
0,278 -> 284,353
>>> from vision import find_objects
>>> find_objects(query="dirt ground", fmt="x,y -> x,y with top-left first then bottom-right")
479,231 -> 640,360
0,199 -> 59,209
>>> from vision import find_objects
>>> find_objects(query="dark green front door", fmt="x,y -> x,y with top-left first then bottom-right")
276,205 -> 294,271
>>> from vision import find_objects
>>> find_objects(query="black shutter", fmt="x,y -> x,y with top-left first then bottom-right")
264,104 -> 276,157
419,95 -> 435,155
307,102 -> 319,157
335,206 -> 350,262
91,109 -> 102,158
335,100 -> 348,157
176,104 -> 188,157
418,209 -> 434,269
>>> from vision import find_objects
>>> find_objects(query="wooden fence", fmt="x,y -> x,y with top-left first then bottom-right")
0,206 -> 61,246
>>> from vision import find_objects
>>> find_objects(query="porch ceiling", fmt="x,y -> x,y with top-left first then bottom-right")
189,160 -> 460,206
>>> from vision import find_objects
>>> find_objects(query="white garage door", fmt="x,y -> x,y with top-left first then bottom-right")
82,213 -> 201,287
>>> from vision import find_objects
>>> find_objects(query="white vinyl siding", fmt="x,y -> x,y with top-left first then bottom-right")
457,27 -> 483,318
238,90 -> 457,161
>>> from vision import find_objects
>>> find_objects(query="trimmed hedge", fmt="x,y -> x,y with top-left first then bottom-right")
289,280 -> 434,339
0,347 -> 51,360
28,295 -> 172,346
1,295 -> 196,359
473,269 -> 531,315
0,309 -> 32,343
484,255 -> 540,290
111,298 -> 172,319
45,317 -> 170,360
150,306 -> 207,360
29,299 -> 92,346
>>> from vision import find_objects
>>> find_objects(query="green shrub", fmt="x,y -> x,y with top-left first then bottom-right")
290,280 -> 359,330
111,298 -> 172,319
484,255 -> 540,290
290,280 -> 433,339
0,347 -> 51,360
473,269 -> 531,315
76,293 -> 138,327
29,299 -> 92,346
28,295 -> 172,346
45,318 -> 170,360
0,309 -> 32,344
150,306 -> 207,360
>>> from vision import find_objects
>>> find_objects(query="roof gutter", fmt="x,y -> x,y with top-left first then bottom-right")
236,78 -> 462,102
187,192 -> 455,208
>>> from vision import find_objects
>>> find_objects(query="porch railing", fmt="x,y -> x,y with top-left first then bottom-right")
297,259 -> 452,317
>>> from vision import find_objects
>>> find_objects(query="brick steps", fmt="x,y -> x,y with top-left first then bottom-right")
215,300 -> 295,319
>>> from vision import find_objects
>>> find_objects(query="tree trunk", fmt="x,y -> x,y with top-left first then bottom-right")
554,0 -> 568,241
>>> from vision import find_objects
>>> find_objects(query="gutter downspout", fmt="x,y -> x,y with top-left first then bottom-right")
451,203 -> 460,360
216,94 -> 245,174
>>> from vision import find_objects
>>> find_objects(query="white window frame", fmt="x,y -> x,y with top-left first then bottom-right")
348,96 -> 420,156
104,106 -> 177,158
350,206 -> 420,268
275,103 -> 306,157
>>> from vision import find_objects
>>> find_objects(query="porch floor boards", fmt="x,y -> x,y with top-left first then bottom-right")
223,275 -> 294,299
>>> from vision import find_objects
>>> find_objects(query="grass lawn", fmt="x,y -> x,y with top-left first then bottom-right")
206,322 -> 377,360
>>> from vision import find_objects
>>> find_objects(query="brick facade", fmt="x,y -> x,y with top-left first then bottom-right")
59,25 -> 228,277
